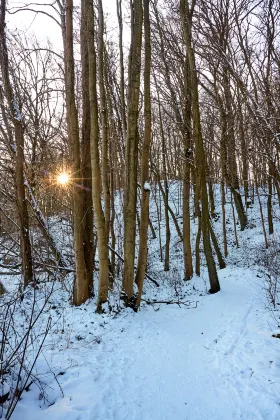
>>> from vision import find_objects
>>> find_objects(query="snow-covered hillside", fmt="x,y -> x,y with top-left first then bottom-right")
1,183 -> 280,420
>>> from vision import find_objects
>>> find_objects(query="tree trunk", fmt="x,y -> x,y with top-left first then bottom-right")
0,0 -> 33,287
268,169 -> 273,234
86,0 -> 109,311
64,0 -> 89,306
81,0 -> 94,293
98,0 -> 110,242
182,52 -> 193,280
180,0 -> 220,293
221,180 -> 228,257
135,0 -> 152,309
223,69 -> 247,231
122,0 -> 143,302
116,0 -> 127,139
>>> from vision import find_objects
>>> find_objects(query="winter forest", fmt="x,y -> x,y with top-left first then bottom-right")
0,0 -> 280,418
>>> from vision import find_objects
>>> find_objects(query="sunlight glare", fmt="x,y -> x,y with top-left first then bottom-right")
57,173 -> 69,185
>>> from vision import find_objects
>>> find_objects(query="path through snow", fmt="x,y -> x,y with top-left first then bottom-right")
13,267 -> 280,420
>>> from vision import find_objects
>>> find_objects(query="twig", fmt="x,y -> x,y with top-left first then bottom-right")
142,299 -> 198,308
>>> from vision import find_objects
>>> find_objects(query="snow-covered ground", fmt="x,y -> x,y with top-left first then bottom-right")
1,183 -> 280,419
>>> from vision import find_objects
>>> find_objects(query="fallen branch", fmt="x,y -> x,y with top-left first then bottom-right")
142,299 -> 198,308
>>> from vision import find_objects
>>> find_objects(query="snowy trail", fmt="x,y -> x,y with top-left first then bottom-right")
12,267 -> 280,420
88,268 -> 279,420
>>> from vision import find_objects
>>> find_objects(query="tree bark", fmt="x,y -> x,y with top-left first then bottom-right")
180,0 -> 220,293
64,0 -> 89,305
122,0 -> 143,301
0,0 -> 33,287
98,0 -> 110,242
81,0 -> 94,293
135,0 -> 152,309
86,0 -> 109,311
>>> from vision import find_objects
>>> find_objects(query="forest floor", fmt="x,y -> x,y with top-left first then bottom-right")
1,183 -> 280,419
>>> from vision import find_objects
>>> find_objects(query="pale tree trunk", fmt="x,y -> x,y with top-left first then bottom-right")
105,65 -> 119,281
181,25 -> 193,281
268,168 -> 274,235
0,0 -> 33,287
223,69 -> 247,231
215,77 -> 228,258
180,0 -> 220,293
254,168 -> 269,249
86,0 -> 109,311
208,179 -> 215,218
154,0 -> 192,278
237,90 -> 249,204
221,180 -> 228,257
154,78 -> 171,271
116,0 -> 127,139
98,0 -> 110,242
195,217 -> 202,276
109,140 -> 116,283
122,0 -> 143,302
64,0 -> 89,305
135,0 -> 151,309
155,175 -> 183,241
209,222 -> 226,269
81,0 -> 94,293
231,192 -> 239,248
157,101 -> 171,271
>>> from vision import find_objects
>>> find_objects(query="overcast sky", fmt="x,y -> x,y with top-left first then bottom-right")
6,0 -> 130,51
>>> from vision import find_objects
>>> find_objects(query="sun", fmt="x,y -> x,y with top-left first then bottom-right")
57,172 -> 70,185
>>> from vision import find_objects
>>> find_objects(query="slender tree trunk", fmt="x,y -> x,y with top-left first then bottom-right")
223,69 -> 247,231
0,0 -> 33,287
182,55 -> 193,280
255,179 -> 269,249
110,144 -> 116,283
157,97 -> 171,271
208,180 -> 215,218
116,0 -> 127,139
180,0 -> 220,293
135,0 -> 152,309
86,0 -> 109,311
209,222 -> 226,269
237,92 -> 249,203
153,182 -> 163,261
268,169 -> 273,234
221,180 -> 228,257
195,216 -> 202,276
156,178 -> 183,241
81,0 -> 94,293
64,0 -> 89,306
98,0 -> 110,241
231,192 -> 239,248
122,0 -> 143,301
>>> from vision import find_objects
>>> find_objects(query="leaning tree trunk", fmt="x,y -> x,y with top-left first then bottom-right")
122,0 -> 143,302
180,0 -> 220,293
0,0 -> 33,287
